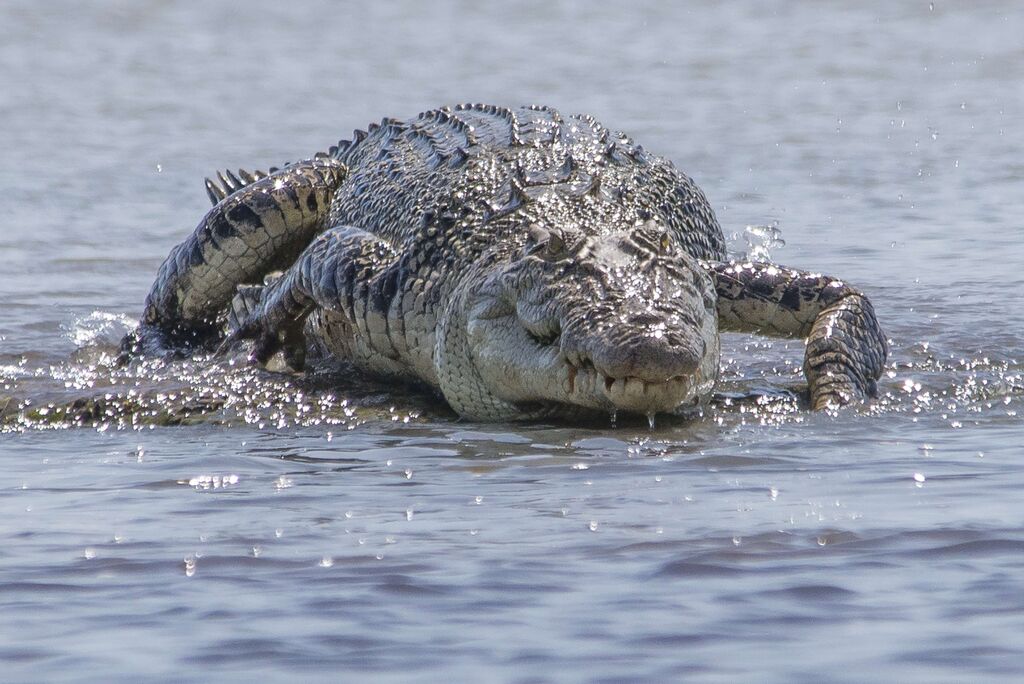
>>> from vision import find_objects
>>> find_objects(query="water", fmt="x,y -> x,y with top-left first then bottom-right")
3,1 -> 1023,680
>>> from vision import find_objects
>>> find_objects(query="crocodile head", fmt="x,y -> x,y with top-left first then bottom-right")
444,221 -> 720,420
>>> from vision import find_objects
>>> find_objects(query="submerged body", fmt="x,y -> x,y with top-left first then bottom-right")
124,104 -> 887,420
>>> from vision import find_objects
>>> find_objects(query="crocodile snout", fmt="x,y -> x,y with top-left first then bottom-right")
593,330 -> 704,383
562,320 -> 705,385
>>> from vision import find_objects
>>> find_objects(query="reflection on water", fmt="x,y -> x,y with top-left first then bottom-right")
2,0 -> 1024,680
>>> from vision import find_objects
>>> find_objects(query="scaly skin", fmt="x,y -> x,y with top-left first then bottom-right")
121,156 -> 347,354
125,104 -> 887,420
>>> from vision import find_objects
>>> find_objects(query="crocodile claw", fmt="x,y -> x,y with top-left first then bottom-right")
216,318 -> 306,372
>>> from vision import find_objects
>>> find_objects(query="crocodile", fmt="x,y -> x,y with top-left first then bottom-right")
122,103 -> 887,421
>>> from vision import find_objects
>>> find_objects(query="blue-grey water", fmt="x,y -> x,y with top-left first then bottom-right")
2,1 -> 1023,681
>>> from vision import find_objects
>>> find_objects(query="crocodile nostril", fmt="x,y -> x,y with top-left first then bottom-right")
627,311 -> 662,327
586,328 -> 705,383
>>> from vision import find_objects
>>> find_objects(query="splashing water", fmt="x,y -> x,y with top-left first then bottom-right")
63,311 -> 137,349
741,222 -> 786,261
0,340 -> 437,433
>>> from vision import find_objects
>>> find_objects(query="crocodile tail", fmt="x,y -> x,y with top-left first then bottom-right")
204,168 -> 271,206
127,156 -> 347,358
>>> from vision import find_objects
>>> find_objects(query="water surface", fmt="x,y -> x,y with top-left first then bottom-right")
2,1 -> 1023,680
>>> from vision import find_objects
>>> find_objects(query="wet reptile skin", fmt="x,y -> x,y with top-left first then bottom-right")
124,104 -> 887,420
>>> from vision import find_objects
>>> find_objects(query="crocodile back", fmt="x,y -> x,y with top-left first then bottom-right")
329,104 -> 727,262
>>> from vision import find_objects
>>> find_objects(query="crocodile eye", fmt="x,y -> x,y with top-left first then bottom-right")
545,231 -> 565,258
703,289 -> 716,312
525,224 -> 549,255
659,231 -> 672,254
525,224 -> 568,260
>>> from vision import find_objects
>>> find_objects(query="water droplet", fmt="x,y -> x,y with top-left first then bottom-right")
647,412 -> 656,429
404,468 -> 413,480
742,222 -> 786,260
609,409 -> 618,427
184,555 -> 197,576
406,509 -> 414,521
319,556 -> 334,568
83,548 -> 96,560
588,520 -> 599,532
252,546 -> 262,558
769,487 -> 779,500
913,472 -> 926,487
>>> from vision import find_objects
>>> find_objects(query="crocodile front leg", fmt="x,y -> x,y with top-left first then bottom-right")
126,156 -> 347,353
224,225 -> 404,373
709,261 -> 888,409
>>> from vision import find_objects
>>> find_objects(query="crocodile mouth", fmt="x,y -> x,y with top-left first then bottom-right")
469,305 -> 710,417
561,351 -> 700,412
567,357 -> 692,395
520,318 -> 704,413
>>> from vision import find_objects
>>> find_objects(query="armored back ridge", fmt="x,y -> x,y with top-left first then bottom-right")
124,104 -> 886,420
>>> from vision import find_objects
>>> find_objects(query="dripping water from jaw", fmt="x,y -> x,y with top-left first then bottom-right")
647,412 -> 656,429
609,409 -> 617,427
